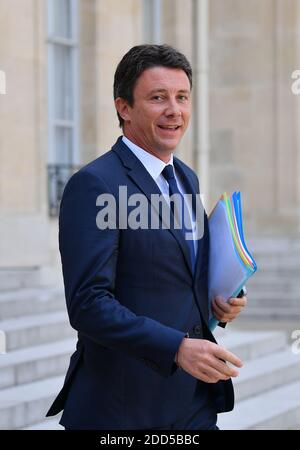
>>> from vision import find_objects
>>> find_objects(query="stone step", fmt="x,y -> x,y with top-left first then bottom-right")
249,238 -> 300,254
253,244 -> 300,256
249,265 -> 300,282
255,261 -> 300,272
247,291 -> 299,303
0,311 -> 75,351
243,295 -> 300,309
251,253 -> 300,265
247,290 -> 299,302
244,302 -> 300,313
249,269 -> 300,279
0,268 -> 40,292
233,348 -> 300,402
0,375 -> 64,429
214,329 -> 287,361
217,379 -> 300,430
251,245 -> 300,256
244,299 -> 300,309
255,269 -> 300,279
22,416 -> 63,430
248,277 -> 299,289
251,243 -> 300,256
0,338 -> 75,390
0,287 -> 65,320
240,306 -> 300,320
246,282 -> 299,297
0,329 -> 288,430
240,290 -> 299,301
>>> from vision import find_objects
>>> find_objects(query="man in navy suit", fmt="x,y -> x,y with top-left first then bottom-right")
46,44 -> 247,430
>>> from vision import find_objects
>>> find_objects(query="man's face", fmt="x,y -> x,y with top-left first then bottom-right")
116,66 -> 192,161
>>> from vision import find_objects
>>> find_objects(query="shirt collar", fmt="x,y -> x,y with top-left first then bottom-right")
122,136 -> 174,181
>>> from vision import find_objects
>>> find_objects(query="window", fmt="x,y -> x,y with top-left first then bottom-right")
47,0 -> 80,216
142,0 -> 162,44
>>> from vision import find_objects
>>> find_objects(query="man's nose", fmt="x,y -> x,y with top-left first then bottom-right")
164,99 -> 182,117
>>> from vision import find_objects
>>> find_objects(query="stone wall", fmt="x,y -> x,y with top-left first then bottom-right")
0,0 -> 49,267
0,0 -> 299,271
209,0 -> 300,235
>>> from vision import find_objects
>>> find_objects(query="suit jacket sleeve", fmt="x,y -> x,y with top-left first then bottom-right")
59,169 -> 185,377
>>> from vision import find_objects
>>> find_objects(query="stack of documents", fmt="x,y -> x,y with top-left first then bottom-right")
208,192 -> 257,331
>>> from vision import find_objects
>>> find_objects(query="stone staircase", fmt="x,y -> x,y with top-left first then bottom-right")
0,276 -> 76,430
216,326 -> 300,429
0,268 -> 41,292
20,325 -> 300,430
1,248 -> 300,430
239,238 -> 300,322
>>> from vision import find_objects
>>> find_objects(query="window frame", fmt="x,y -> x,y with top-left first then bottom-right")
47,0 -> 80,165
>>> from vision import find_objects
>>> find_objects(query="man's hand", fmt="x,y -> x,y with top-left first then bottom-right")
176,338 -> 243,383
211,295 -> 247,323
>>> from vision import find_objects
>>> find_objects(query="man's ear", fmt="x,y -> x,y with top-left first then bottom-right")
115,97 -> 131,124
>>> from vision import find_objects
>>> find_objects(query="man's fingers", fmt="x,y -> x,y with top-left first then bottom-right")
213,297 -> 231,313
211,357 -> 240,378
199,373 -> 214,383
212,301 -> 239,320
213,296 -> 247,312
198,364 -> 231,382
214,346 -> 243,368
213,298 -> 243,317
178,339 -> 243,383
212,301 -> 229,317
197,371 -> 221,384
229,297 -> 247,307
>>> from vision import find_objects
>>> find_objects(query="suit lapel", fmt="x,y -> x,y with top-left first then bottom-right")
112,138 -> 194,277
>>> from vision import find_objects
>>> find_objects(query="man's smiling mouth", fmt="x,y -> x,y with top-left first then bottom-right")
158,125 -> 181,130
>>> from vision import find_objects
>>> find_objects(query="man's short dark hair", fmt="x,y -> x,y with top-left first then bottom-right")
113,44 -> 193,128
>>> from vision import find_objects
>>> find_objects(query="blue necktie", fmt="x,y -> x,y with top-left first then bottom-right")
161,164 -> 196,271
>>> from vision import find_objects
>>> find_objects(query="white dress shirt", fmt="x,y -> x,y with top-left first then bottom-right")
122,136 -> 198,253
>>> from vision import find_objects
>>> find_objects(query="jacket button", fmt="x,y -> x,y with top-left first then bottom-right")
141,358 -> 159,371
193,325 -> 202,335
148,360 -> 159,371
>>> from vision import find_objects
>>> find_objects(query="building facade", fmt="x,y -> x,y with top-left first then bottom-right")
0,0 -> 300,279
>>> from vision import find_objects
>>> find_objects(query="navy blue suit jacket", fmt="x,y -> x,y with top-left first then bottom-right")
46,137 -> 234,429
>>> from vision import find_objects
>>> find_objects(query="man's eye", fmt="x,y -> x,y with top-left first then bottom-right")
178,95 -> 188,101
152,95 -> 163,101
